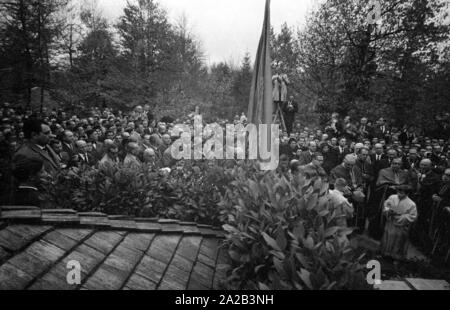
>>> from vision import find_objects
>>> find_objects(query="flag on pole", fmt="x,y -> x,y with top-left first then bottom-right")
247,0 -> 273,126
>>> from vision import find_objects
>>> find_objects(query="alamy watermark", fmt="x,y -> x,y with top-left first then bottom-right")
170,115 -> 280,171
366,260 -> 383,286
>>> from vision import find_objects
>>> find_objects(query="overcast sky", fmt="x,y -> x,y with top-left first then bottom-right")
98,0 -> 319,65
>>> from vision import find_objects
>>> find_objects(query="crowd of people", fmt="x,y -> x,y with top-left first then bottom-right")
279,112 -> 450,261
1,101 -> 450,262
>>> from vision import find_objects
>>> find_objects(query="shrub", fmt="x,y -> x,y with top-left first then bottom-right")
39,162 -> 231,226
218,164 -> 371,290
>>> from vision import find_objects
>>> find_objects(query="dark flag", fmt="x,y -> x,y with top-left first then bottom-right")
247,0 -> 273,126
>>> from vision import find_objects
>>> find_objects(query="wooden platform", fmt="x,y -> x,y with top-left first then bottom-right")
0,206 -> 229,290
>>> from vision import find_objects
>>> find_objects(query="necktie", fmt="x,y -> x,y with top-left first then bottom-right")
394,172 -> 400,184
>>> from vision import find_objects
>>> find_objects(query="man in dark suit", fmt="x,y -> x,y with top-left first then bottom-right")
330,154 -> 364,192
76,140 -> 95,167
370,143 -> 389,180
61,130 -> 76,159
282,96 -> 299,136
13,118 -> 60,175
399,126 -> 417,146
87,129 -> 104,161
412,159 -> 442,246
376,158 -> 412,189
299,141 -> 317,166
336,138 -> 351,164
330,154 -> 366,232
374,118 -> 391,143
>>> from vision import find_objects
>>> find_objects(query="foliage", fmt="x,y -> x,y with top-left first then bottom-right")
294,0 -> 450,126
218,164 -> 371,290
39,161 -> 233,226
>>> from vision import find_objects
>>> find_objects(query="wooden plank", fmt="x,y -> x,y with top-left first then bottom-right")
28,271 -> 72,290
6,225 -> 53,237
187,278 -> 210,290
135,222 -> 162,232
57,229 -> 92,241
197,253 -> 216,268
102,251 -> 140,279
82,265 -> 125,290
405,278 -> 450,290
134,255 -> 167,284
169,254 -> 196,274
7,240 -> 66,279
158,265 -> 190,290
0,262 -> 34,290
189,262 -> 215,289
84,234 -> 152,290
7,251 -> 51,280
31,244 -> 106,290
0,229 -> 28,251
124,273 -> 157,290
0,225 -> 52,252
26,240 -> 66,263
0,209 -> 42,219
42,230 -> 83,252
159,252 -> 198,290
199,238 -> 220,260
83,231 -> 124,254
109,220 -> 138,230
119,233 -> 154,253
147,235 -> 181,264
0,246 -> 10,263
174,236 -> 202,262
375,281 -> 412,290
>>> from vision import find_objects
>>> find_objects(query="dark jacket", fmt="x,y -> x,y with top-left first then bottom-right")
13,142 -> 60,174
330,164 -> 364,190
370,154 -> 390,180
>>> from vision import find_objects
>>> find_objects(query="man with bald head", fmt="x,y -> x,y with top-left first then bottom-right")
330,154 -> 363,192
76,140 -> 93,167
330,154 -> 366,232
376,157 -> 411,189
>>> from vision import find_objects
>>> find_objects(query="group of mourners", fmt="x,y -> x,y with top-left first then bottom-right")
1,102 -> 450,263
279,113 -> 450,262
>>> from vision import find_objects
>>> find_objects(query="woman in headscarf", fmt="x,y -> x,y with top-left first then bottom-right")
380,185 -> 417,262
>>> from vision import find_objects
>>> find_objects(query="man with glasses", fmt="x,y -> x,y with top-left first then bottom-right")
13,118 -> 59,174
